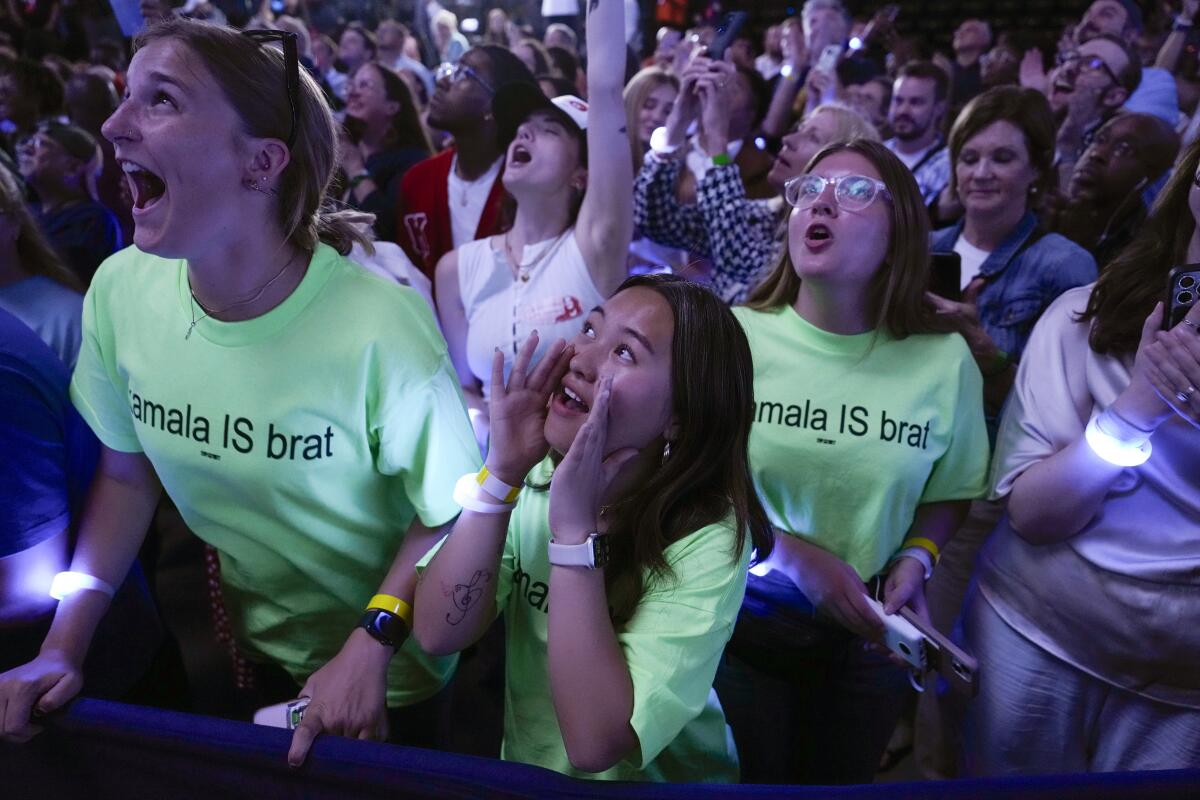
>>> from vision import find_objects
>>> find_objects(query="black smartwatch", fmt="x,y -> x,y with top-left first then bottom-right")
358,608 -> 408,650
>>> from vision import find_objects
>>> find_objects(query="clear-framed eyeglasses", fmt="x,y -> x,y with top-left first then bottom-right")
784,173 -> 893,211
436,61 -> 495,95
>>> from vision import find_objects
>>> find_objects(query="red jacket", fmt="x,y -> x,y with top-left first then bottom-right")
396,147 -> 509,281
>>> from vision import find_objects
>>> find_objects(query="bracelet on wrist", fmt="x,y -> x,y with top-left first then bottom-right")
1084,411 -> 1152,466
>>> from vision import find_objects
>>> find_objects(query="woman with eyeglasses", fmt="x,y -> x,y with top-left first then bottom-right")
957,137 -> 1200,776
0,19 -> 480,767
715,138 -> 990,784
339,61 -> 433,243
435,0 -> 633,450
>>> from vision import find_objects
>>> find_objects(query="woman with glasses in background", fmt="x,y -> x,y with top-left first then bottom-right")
717,139 -> 990,784
0,19 -> 480,767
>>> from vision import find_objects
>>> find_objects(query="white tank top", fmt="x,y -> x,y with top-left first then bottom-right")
458,229 -> 605,397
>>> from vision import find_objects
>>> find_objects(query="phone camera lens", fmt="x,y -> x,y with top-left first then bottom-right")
1180,275 -> 1197,290
1178,291 -> 1194,306
898,642 -> 911,656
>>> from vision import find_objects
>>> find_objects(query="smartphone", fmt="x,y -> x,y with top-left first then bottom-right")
898,607 -> 980,697
815,44 -> 844,75
929,252 -> 962,302
864,596 -> 927,671
253,698 -> 310,730
706,11 -> 748,60
1164,265 -> 1200,330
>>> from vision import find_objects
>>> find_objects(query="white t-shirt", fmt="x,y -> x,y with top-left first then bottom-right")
457,230 -> 604,397
952,234 -> 992,290
448,154 -> 504,249
888,139 -> 940,171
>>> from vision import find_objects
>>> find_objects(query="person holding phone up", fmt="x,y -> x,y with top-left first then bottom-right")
957,137 -> 1200,776
719,139 -> 989,784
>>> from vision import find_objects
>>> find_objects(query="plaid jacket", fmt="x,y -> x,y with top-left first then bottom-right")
634,151 -> 785,304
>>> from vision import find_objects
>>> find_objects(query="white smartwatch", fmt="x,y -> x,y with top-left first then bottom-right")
547,532 -> 611,569
649,126 -> 683,157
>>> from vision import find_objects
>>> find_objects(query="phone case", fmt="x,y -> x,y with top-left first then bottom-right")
1164,266 -> 1200,330
898,607 -> 980,697
864,596 -> 927,671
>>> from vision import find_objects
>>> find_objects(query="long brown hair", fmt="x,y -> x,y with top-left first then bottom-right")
745,138 -> 942,339
543,274 -> 774,623
0,168 -> 82,291
135,19 -> 372,255
358,62 -> 433,155
1080,138 -> 1200,355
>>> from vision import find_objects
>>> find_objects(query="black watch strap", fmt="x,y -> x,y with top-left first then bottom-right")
358,608 -> 408,651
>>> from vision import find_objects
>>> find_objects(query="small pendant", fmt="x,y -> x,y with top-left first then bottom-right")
186,321 -> 196,340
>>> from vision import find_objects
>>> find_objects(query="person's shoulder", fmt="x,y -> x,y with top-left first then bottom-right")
90,246 -> 175,292
1039,283 -> 1095,328
402,148 -> 453,184
1026,232 -> 1098,279
652,516 -> 748,596
900,327 -> 976,370
324,245 -> 435,317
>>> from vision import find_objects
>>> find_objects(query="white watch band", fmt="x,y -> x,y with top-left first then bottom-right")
547,533 -> 610,569
895,548 -> 934,581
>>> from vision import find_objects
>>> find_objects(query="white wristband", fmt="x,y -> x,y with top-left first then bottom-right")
50,571 -> 116,600
894,548 -> 934,581
476,466 -> 521,503
1085,414 -> 1152,466
453,473 -> 516,514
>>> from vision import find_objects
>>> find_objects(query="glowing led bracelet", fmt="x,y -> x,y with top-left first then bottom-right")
1085,415 -> 1151,467
49,571 -> 116,600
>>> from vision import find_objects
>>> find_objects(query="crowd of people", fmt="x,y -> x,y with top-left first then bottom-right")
0,0 -> 1197,787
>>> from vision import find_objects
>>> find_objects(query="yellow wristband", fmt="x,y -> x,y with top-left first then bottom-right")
901,537 -> 941,563
477,465 -> 522,503
366,594 -> 413,628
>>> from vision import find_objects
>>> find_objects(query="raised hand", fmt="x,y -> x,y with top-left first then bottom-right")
485,334 -> 573,486
548,375 -> 639,543
1019,49 -> 1048,94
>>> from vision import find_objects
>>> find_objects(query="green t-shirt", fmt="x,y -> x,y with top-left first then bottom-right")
421,459 -> 745,782
70,244 -> 481,705
733,305 -> 989,579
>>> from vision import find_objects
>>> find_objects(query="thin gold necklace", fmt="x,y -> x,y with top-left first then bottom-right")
504,229 -> 568,279
186,250 -> 302,340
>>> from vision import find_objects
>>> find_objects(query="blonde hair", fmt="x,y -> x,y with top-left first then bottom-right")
745,139 -> 942,339
622,67 -> 679,172
135,18 -> 372,256
0,168 -> 82,291
806,102 -> 881,149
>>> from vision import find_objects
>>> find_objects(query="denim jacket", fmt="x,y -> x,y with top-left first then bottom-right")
932,212 -> 1098,361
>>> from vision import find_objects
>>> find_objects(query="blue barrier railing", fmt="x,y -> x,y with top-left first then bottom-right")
1,698 -> 1198,799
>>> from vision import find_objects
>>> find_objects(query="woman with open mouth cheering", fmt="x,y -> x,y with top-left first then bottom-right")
0,19 -> 480,767
434,0 -> 633,451
719,138 -> 990,784
414,273 -> 773,781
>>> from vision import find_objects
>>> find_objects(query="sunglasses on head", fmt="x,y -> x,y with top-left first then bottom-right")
242,29 -> 300,149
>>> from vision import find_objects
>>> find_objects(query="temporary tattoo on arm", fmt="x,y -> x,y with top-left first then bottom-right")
445,570 -> 492,625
